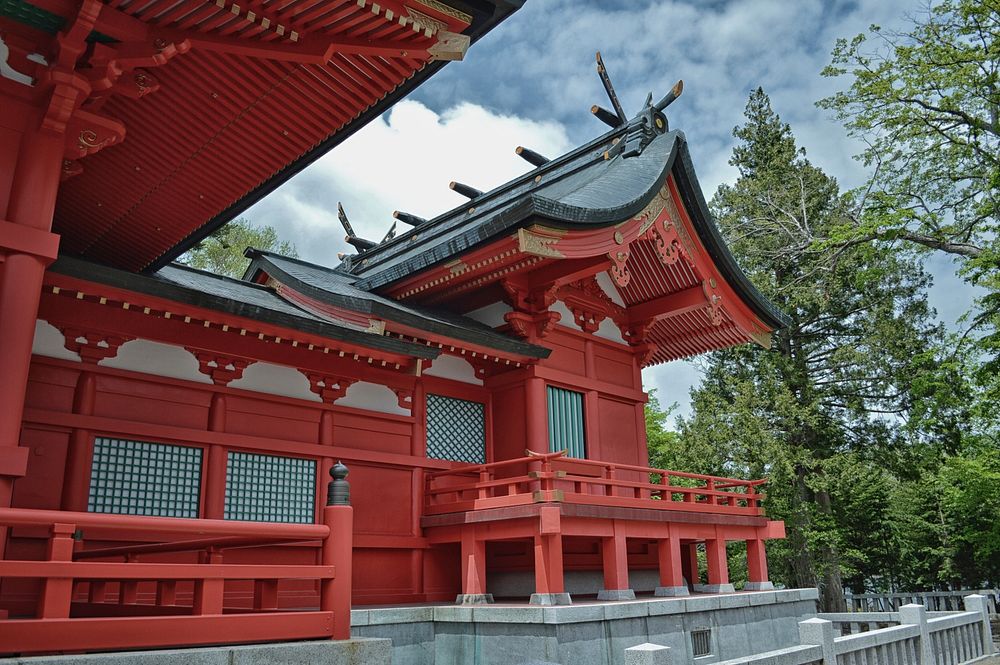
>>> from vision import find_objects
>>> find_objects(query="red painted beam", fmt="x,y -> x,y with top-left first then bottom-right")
0,611 -> 334,654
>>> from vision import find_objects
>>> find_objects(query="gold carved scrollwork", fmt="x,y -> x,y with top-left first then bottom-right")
517,228 -> 564,258
635,184 -> 670,236
608,249 -> 630,287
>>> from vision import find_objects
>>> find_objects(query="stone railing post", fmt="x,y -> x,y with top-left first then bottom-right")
964,594 -> 996,656
900,603 -> 932,665
798,617 -> 835,665
321,461 -> 353,640
624,643 -> 671,665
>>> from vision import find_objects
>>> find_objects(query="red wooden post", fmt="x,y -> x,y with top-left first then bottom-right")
704,530 -> 733,592
0,119 -> 63,556
321,461 -> 354,640
598,522 -> 634,600
654,532 -> 688,596
88,580 -> 107,603
119,553 -> 139,604
459,527 -> 486,597
744,538 -> 774,591
530,506 -> 567,604
38,522 -> 76,618
61,372 -> 97,512
680,541 -> 699,589
157,581 -> 177,606
193,547 -> 224,614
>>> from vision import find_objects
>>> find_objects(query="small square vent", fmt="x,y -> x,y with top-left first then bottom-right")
691,628 -> 712,657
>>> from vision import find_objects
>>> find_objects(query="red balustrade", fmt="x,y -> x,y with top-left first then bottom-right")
425,451 -> 766,516
0,502 -> 353,655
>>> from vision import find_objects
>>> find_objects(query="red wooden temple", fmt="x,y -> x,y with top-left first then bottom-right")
0,0 -> 789,655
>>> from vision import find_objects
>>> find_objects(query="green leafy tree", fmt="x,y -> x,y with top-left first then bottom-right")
819,0 -> 998,265
820,1 -> 1000,410
181,218 -> 298,278
677,89 -> 945,610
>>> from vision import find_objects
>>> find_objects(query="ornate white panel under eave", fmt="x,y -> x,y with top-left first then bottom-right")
228,361 -> 318,401
32,320 -> 81,362
335,381 -> 409,415
101,339 -> 212,384
423,354 -> 483,385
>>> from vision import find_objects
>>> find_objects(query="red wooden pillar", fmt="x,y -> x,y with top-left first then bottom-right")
203,394 -> 227,519
704,528 -> 734,593
530,505 -> 569,605
0,117 -> 63,552
457,526 -> 490,603
61,371 -> 97,511
654,530 -> 688,597
680,540 -> 699,590
321,463 -> 354,640
744,538 -> 774,591
524,377 -> 548,455
38,523 -> 75,618
598,521 -> 634,601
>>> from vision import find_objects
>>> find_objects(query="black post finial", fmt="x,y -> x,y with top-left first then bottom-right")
449,181 -> 482,199
327,461 -> 350,506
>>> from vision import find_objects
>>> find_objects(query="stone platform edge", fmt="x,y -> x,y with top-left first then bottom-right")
1,638 -> 391,665
350,588 -> 820,626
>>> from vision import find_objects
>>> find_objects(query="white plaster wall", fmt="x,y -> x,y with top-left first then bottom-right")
464,301 -> 512,328
31,320 -> 81,362
228,361 -> 318,401
101,339 -> 211,384
335,381 -> 409,415
595,271 -> 626,306
594,317 -> 628,344
423,354 -> 483,385
549,301 -> 579,331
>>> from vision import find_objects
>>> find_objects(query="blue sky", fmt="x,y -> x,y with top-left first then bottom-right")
244,0 -> 980,421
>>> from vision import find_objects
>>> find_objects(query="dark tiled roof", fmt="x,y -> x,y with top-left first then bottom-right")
244,250 -> 550,359
337,121 -> 787,330
50,257 -> 438,359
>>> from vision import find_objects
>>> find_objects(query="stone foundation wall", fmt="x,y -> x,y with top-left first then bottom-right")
351,588 -> 820,665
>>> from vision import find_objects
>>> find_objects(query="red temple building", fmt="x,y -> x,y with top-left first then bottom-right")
0,0 -> 789,656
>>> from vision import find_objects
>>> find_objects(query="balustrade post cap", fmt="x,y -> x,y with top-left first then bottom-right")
331,461 -> 349,481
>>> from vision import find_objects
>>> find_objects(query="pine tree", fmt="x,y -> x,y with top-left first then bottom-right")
678,89 -> 943,610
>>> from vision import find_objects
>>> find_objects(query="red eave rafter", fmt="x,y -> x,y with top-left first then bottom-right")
268,275 -> 534,365
40,272 -> 420,370
1,0 -> 472,271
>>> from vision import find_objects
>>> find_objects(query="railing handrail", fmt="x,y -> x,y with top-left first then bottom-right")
0,507 -> 329,540
550,456 -> 766,487
426,450 -> 568,479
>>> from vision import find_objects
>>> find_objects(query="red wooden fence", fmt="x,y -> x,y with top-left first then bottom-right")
0,502 -> 352,655
425,450 -> 766,516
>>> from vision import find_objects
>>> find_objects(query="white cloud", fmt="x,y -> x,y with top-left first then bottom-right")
240,0 -> 978,422
244,100 -> 572,265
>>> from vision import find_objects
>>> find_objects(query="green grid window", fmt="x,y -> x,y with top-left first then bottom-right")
547,386 -> 586,458
426,394 -> 486,464
224,451 -> 316,523
88,438 -> 202,518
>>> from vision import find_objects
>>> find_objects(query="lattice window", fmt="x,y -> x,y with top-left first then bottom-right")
88,437 -> 202,518
426,394 -> 486,464
224,451 -> 316,523
691,628 -> 712,657
547,386 -> 586,458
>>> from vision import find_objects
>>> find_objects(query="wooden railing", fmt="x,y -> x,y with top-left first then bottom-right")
425,451 -> 766,516
0,496 -> 353,655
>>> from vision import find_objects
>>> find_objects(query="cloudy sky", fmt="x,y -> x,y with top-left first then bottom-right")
243,0 -> 979,421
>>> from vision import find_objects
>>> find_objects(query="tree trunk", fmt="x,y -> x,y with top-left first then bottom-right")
815,488 -> 847,612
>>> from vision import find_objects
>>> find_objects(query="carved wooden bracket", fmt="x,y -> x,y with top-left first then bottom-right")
608,248 -> 630,288
620,319 -> 654,348
189,351 -> 252,386
392,388 -> 414,411
558,277 -> 627,335
703,279 -> 724,325
504,310 -> 560,340
59,327 -> 133,364
306,374 -> 355,403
